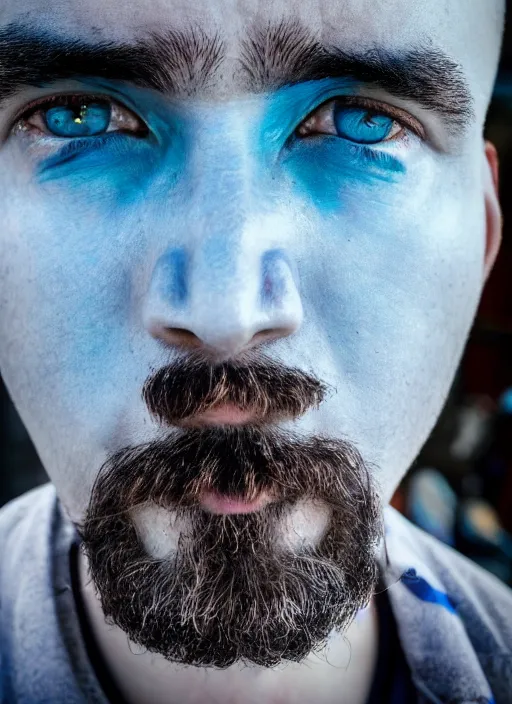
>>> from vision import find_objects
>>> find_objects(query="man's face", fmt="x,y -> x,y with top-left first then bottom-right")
0,0 -> 502,669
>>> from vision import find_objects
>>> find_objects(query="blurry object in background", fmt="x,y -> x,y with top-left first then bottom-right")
457,497 -> 512,586
414,387 -> 497,488
406,468 -> 458,547
406,468 -> 457,546
449,395 -> 495,464
476,386 -> 512,533
403,457 -> 512,586
500,386 -> 512,413
403,464 -> 512,586
403,387 -> 512,584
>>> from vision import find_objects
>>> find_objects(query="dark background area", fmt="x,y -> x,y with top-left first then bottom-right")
1,14 -> 512,583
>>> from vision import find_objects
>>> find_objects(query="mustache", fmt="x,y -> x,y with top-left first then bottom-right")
142,354 -> 327,426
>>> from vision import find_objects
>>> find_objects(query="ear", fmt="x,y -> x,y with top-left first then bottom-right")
483,141 -> 502,283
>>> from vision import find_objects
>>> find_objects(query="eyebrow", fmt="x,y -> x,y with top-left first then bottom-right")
0,23 -> 225,100
0,20 -> 474,130
240,21 -> 474,130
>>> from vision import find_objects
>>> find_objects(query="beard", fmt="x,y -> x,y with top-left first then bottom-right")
77,355 -> 383,669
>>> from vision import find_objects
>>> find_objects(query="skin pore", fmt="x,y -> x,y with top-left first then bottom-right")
0,0 -> 505,702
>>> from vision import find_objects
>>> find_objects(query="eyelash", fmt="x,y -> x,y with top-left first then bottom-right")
13,93 -> 147,138
12,92 -> 422,164
296,95 -> 424,143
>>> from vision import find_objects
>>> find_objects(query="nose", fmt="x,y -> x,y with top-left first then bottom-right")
143,246 -> 303,359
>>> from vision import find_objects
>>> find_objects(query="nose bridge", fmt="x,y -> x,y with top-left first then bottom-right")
189,107 -> 255,248
187,111 -> 262,331
188,214 -> 270,352
143,109 -> 303,356
192,223 -> 252,307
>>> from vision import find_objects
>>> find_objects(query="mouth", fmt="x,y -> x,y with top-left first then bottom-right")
177,403 -> 261,428
198,489 -> 275,515
166,403 -> 287,515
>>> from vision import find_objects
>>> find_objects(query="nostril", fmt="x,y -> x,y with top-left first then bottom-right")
159,327 -> 202,349
251,327 -> 296,346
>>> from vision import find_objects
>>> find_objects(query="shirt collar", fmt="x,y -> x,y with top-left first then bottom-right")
378,505 -> 495,704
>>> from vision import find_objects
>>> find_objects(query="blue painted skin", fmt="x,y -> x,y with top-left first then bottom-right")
4,63 -> 460,531
151,249 -> 189,308
36,78 -> 407,213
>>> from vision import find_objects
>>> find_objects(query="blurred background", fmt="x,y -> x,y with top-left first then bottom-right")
1,19 -> 511,584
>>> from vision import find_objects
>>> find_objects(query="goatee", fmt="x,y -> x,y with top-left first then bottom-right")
77,355 -> 383,668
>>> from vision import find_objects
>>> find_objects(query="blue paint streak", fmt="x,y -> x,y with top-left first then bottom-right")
35,82 -> 189,209
153,249 -> 188,307
33,75 -> 407,223
260,249 -> 290,308
401,568 -> 457,614
259,77 -> 361,151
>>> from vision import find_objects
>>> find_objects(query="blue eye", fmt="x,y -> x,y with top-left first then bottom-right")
333,106 -> 395,144
44,101 -> 112,138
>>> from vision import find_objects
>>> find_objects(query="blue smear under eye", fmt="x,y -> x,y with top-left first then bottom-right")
38,132 -> 143,174
334,106 -> 394,144
45,102 -> 111,138
281,136 -> 406,215
36,132 -> 160,208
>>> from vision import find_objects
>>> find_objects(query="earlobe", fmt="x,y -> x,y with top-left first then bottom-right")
483,140 -> 502,283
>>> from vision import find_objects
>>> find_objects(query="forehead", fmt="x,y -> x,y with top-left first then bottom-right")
0,0 -> 500,116
0,0 -> 481,42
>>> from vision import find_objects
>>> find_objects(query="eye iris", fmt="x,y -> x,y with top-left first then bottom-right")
44,102 -> 111,138
333,106 -> 394,144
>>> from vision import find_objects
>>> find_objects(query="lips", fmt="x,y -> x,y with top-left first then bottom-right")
198,489 -> 274,515
178,403 -> 258,428
178,404 -> 278,514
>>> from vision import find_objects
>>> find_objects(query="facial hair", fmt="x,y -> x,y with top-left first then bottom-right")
77,355 -> 383,669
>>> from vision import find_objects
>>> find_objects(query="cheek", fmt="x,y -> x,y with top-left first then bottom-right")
0,132 -> 185,436
293,160 -> 485,492
294,147 -> 485,378
0,185 -> 137,429
0,190 -> 155,520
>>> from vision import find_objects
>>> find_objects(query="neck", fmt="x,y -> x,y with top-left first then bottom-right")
78,548 -> 379,704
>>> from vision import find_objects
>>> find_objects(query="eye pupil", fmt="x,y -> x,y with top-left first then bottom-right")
44,101 -> 111,138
